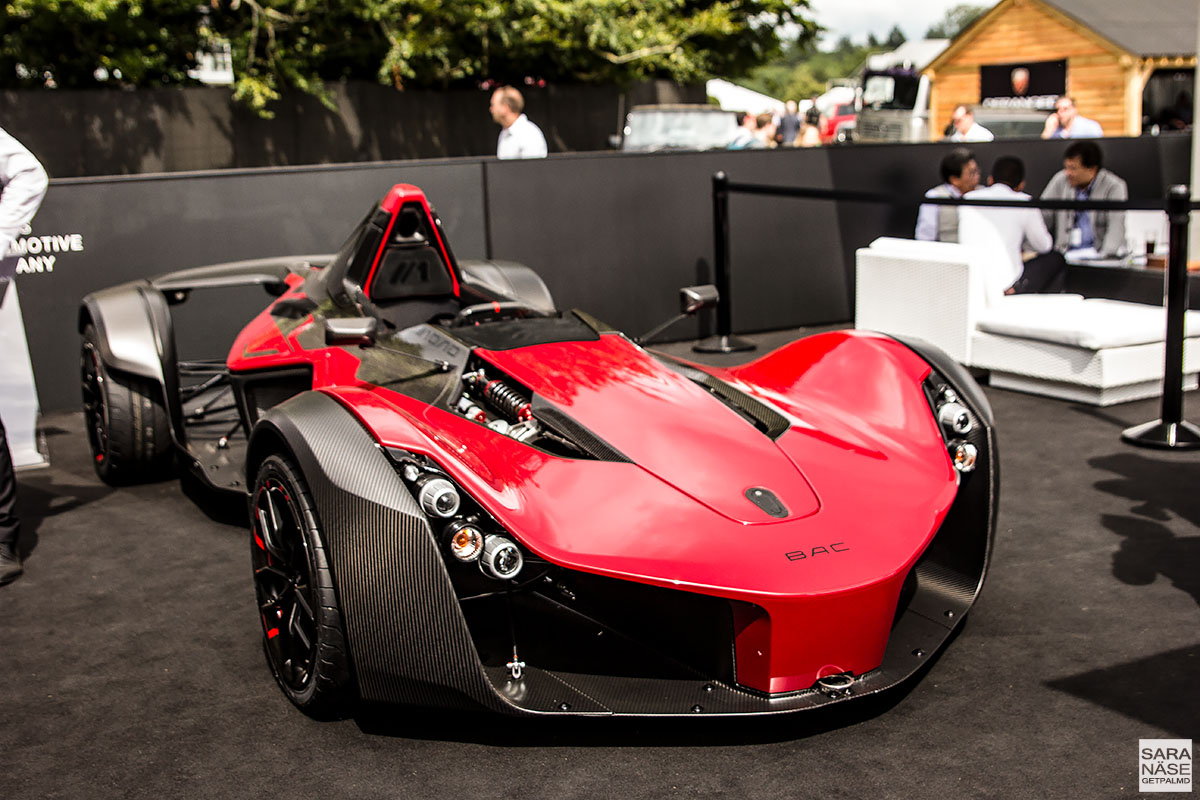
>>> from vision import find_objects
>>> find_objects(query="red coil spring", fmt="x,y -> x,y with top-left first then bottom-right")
465,370 -> 532,422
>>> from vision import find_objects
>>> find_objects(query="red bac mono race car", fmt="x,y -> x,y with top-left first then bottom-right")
79,184 -> 997,718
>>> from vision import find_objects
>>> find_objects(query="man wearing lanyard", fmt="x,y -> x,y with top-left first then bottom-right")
0,125 -> 49,586
1040,140 -> 1127,258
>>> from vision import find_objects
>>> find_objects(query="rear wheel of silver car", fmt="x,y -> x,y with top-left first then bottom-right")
80,324 -> 173,484
251,454 -> 354,718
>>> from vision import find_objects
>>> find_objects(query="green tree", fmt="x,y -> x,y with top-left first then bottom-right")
208,0 -> 383,113
925,3 -> 989,39
884,24 -> 905,49
1,0 -> 818,114
0,0 -> 203,88
741,34 -> 876,103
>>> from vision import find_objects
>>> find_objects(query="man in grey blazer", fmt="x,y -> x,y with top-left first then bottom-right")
1040,140 -> 1127,258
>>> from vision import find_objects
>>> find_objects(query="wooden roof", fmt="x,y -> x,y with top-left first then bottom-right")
1042,0 -> 1199,58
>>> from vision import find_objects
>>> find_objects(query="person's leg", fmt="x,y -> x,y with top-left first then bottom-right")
0,417 -> 23,585
1013,251 -> 1067,294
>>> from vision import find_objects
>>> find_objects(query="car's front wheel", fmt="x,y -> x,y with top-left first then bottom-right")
251,454 -> 355,718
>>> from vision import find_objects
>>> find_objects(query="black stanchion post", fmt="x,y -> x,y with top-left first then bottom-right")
1122,184 -> 1200,449
694,171 -> 756,354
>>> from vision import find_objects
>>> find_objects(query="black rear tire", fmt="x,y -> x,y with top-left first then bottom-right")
251,454 -> 355,718
80,324 -> 173,484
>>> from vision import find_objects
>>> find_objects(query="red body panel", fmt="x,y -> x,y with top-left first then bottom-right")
304,331 -> 954,693
481,334 -> 821,524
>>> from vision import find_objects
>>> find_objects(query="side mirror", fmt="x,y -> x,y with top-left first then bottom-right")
263,280 -> 289,298
680,284 -> 719,315
324,316 -> 377,347
637,284 -> 721,345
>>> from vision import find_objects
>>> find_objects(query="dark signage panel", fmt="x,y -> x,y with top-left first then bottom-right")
980,60 -> 1066,110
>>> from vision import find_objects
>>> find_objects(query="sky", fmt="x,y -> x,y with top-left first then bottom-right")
804,0 -> 998,48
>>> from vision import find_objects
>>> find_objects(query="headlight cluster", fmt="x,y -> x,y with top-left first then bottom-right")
398,456 -> 526,580
929,383 -> 978,474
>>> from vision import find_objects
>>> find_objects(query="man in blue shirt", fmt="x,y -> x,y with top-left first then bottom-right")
1041,96 -> 1104,139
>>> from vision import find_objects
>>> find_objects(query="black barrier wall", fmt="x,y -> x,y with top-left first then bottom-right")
14,134 -> 1192,411
0,81 -> 705,178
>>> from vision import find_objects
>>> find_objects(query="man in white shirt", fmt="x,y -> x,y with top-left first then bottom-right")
959,155 -> 1064,295
947,105 -> 993,143
490,87 -> 548,160
0,126 -> 48,271
0,124 -> 48,586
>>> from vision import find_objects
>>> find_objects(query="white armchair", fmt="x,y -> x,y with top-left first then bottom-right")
855,237 -> 1200,406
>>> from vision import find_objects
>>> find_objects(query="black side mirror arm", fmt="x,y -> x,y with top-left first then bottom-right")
635,284 -> 719,345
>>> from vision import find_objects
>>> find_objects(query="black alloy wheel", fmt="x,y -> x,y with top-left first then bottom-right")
80,333 -> 110,470
251,454 -> 353,717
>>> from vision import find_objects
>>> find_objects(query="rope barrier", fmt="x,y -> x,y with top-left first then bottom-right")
701,171 -> 1199,449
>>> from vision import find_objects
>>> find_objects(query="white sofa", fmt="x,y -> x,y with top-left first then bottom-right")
854,237 -> 1200,406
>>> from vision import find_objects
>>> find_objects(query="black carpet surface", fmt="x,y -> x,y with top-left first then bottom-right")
3,329 -> 1197,799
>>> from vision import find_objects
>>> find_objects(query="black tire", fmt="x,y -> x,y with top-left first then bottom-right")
251,454 -> 355,718
80,324 -> 173,484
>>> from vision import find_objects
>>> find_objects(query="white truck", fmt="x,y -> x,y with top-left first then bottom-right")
854,39 -> 949,143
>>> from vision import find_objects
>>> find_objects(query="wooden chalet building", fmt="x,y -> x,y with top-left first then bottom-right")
925,0 -> 1198,138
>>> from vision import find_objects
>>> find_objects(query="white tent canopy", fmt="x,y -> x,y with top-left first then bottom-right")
705,79 -> 785,115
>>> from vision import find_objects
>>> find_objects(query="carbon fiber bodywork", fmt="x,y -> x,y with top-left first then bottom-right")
250,391 -> 515,713
79,281 -> 174,387
79,281 -> 185,442
459,260 -> 555,315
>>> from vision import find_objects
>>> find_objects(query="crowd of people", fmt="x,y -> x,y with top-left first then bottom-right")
917,137 -> 1129,296
724,91 -> 1119,152
727,98 -> 829,149
492,83 -> 1160,161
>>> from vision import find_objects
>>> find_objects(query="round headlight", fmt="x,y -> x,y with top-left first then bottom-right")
938,402 -> 972,436
481,535 -> 524,580
950,440 -> 978,473
445,520 -> 485,562
417,475 -> 460,518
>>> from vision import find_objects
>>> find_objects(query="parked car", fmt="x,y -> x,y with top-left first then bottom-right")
78,183 -> 998,718
970,107 -> 1050,139
614,104 -> 740,151
821,102 -> 857,143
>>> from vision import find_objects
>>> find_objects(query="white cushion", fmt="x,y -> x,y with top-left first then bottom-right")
976,296 -> 1199,349
866,237 -> 966,258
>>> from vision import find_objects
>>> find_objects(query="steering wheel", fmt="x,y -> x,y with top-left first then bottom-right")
451,301 -> 553,327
